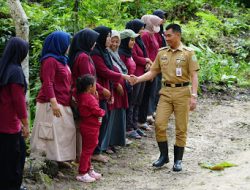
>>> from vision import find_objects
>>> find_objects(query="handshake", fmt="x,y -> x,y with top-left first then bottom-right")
122,72 -> 150,86
125,74 -> 138,85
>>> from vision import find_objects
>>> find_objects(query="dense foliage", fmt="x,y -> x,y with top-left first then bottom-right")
0,0 -> 249,124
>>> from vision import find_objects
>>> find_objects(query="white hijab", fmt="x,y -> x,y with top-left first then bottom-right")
108,30 -> 128,74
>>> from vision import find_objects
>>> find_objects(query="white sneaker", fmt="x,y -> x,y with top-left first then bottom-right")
125,138 -> 133,146
76,173 -> 96,183
147,115 -> 155,124
88,169 -> 102,180
153,112 -> 156,118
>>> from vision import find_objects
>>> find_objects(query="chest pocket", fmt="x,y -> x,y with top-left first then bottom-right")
160,54 -> 169,70
176,53 -> 188,68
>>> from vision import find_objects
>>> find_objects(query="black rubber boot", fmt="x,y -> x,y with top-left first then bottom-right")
152,141 -> 169,167
173,145 -> 184,172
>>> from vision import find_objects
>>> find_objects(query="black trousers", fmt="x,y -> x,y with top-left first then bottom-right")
138,80 -> 153,123
126,82 -> 145,131
0,132 -> 26,190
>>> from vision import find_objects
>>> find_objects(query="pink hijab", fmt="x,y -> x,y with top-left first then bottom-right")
141,15 -> 163,33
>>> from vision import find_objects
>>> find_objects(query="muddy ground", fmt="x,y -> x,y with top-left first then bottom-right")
25,92 -> 250,190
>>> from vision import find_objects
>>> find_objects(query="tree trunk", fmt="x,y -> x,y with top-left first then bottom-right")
7,0 -> 29,97
7,0 -> 30,119
73,0 -> 80,34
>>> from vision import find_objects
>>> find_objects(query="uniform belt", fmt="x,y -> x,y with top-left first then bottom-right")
163,82 -> 189,87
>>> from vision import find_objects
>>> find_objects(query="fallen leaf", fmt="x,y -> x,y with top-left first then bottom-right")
199,161 -> 237,170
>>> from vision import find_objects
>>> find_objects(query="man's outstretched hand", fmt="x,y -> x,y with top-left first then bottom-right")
129,75 -> 138,85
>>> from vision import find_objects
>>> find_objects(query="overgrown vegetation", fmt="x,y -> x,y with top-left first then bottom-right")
0,0 -> 249,124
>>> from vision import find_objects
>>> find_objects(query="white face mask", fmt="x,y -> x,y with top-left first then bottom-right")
153,26 -> 160,33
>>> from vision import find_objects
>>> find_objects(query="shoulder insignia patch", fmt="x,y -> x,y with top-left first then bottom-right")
183,46 -> 193,52
192,54 -> 198,62
158,47 -> 168,51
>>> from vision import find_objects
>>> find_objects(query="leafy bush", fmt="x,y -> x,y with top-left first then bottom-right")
0,1 -> 14,56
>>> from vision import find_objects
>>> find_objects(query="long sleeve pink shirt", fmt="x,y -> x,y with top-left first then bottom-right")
36,57 -> 72,106
72,52 -> 104,97
0,84 -> 27,134
141,31 -> 159,62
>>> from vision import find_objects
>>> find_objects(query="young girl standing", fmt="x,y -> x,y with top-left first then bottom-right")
76,74 -> 105,183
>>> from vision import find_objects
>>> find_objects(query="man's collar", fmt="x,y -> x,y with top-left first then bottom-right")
167,42 -> 184,52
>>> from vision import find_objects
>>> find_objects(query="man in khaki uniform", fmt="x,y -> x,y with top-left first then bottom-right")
132,24 -> 199,171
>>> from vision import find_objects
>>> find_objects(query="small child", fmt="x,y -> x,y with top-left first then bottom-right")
76,74 -> 105,183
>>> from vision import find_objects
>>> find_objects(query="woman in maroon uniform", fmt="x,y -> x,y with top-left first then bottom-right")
152,10 -> 167,122
31,31 -> 76,163
118,29 -> 148,139
138,15 -> 162,130
68,28 -> 110,161
0,37 -> 29,190
153,10 -> 167,48
90,26 -> 130,163
101,30 -> 130,153
126,19 -> 154,138
69,28 -> 110,99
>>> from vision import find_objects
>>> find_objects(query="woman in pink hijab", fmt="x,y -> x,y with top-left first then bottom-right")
138,15 -> 163,131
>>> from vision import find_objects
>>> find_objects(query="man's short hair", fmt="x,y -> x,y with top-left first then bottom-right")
165,24 -> 181,34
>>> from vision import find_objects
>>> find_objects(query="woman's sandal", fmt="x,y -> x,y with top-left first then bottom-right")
126,130 -> 141,139
138,123 -> 153,131
105,147 -> 114,154
136,128 -> 147,137
91,154 -> 109,163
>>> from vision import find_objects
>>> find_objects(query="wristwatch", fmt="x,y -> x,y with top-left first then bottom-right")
191,93 -> 198,98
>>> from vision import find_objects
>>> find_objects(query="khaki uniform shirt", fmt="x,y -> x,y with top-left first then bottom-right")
151,43 -> 200,84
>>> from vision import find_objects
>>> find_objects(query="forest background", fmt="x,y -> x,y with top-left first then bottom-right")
0,0 -> 249,125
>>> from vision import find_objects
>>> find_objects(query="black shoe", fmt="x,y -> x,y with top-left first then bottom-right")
173,160 -> 182,171
152,141 -> 169,168
152,156 -> 169,167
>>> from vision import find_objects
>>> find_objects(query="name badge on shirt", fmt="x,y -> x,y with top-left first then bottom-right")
176,68 -> 182,76
176,58 -> 182,76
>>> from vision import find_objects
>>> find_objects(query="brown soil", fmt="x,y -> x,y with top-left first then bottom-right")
25,97 -> 250,190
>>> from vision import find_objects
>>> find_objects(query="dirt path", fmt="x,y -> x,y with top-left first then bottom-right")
26,98 -> 250,190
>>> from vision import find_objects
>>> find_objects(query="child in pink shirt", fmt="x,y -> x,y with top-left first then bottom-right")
76,74 -> 105,183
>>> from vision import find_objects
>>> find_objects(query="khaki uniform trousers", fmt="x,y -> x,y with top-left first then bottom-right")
155,86 -> 191,147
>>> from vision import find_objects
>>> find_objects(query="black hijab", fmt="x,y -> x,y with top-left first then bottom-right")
0,37 -> 28,92
153,9 -> 167,47
126,19 -> 148,58
68,28 -> 99,69
118,37 -> 132,58
91,26 -> 113,70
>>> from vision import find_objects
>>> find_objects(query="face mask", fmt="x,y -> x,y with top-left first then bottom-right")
153,26 -> 160,33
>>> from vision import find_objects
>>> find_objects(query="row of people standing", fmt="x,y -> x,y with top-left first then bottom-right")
29,11 -> 167,184
0,5 -> 200,186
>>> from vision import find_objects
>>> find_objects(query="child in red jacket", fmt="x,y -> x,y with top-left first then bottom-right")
76,74 -> 105,183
